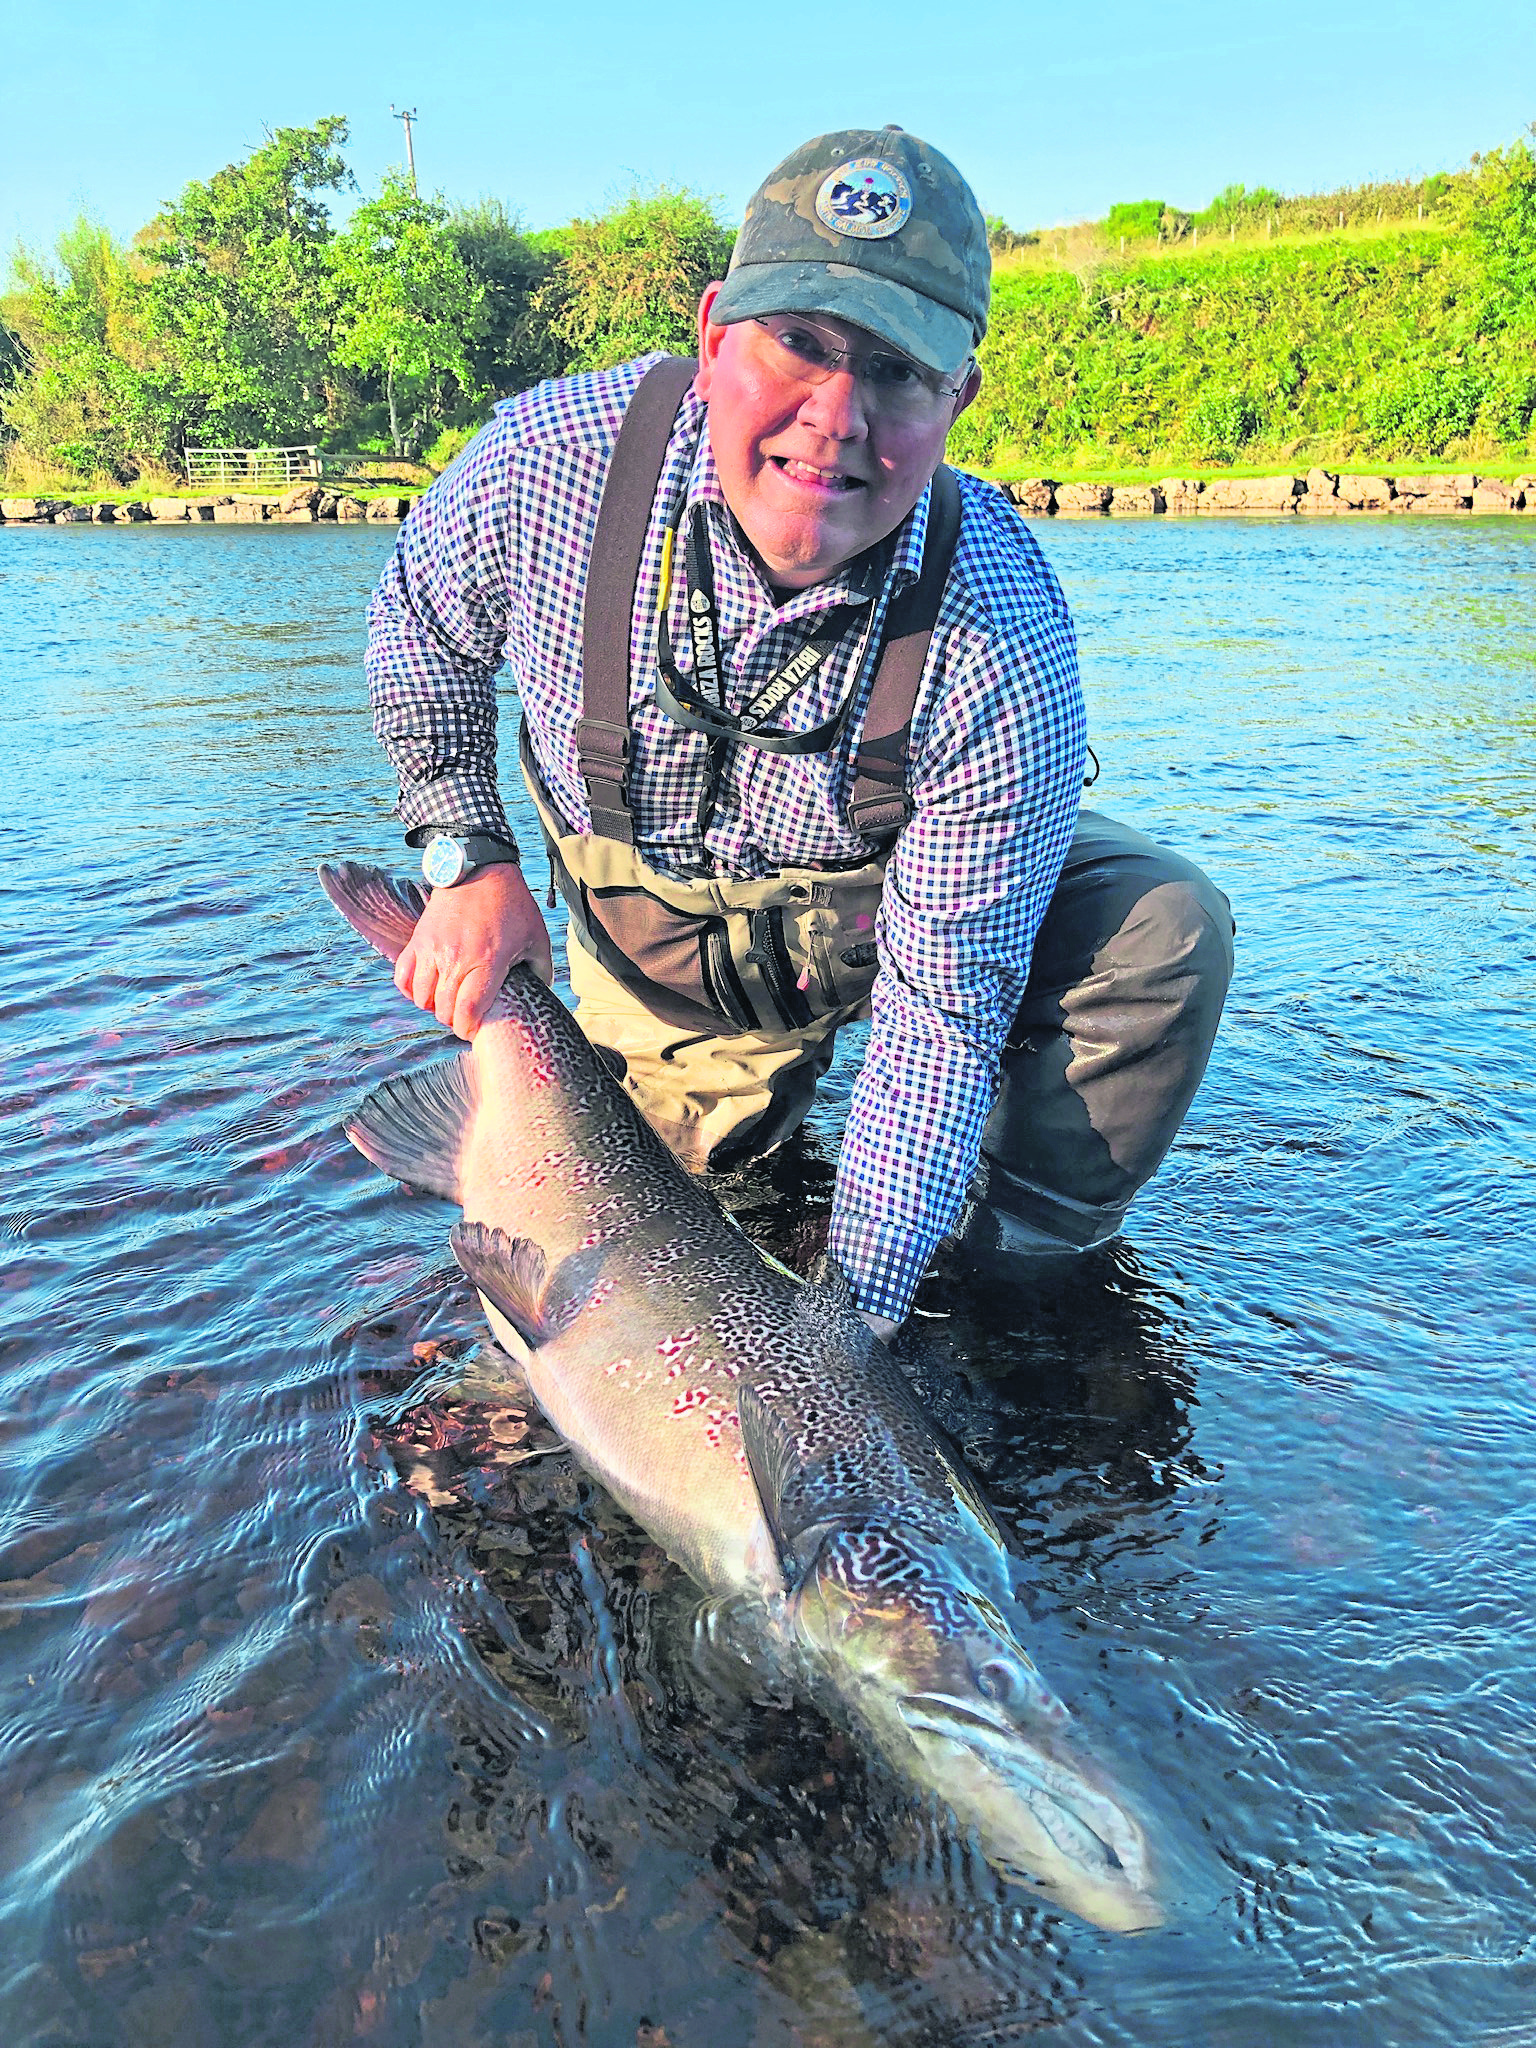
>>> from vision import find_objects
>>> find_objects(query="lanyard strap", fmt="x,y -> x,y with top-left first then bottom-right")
653,506 -> 874,757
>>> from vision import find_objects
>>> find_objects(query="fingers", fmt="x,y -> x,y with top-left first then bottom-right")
521,925 -> 555,989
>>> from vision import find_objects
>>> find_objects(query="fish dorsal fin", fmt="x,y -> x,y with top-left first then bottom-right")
319,861 -> 426,964
345,1053 -> 476,1201
451,1221 -> 554,1347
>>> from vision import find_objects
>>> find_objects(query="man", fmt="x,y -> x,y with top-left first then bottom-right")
365,125 -> 1234,1342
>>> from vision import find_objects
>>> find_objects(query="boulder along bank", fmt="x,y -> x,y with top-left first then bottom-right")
0,485 -> 413,525
4,470 -> 1535,526
1002,467 -> 1535,516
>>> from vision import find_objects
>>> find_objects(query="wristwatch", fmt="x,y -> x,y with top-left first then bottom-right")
420,831 -> 521,889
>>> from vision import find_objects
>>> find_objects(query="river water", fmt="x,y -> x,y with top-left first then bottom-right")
2,513 -> 1533,2048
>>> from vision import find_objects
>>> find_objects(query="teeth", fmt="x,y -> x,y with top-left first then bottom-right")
780,460 -> 851,488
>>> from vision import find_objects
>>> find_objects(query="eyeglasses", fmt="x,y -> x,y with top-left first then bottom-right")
750,315 -> 971,421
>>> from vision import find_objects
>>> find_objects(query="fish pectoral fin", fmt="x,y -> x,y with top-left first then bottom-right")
346,1054 -> 476,1202
738,1382 -> 851,1584
451,1221 -> 556,1348
318,861 -> 426,964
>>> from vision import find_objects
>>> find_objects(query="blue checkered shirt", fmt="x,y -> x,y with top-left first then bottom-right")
367,356 -> 1086,1322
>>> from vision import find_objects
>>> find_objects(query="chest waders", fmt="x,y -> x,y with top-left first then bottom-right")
519,355 -> 961,1041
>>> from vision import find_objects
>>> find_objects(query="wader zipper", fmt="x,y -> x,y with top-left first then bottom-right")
701,923 -> 757,1032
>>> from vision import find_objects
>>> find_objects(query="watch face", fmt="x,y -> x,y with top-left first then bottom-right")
422,837 -> 467,888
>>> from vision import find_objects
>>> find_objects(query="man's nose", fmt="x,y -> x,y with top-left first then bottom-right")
796,366 -> 870,440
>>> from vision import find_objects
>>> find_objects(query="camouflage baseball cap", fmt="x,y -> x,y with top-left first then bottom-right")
711,125 -> 990,376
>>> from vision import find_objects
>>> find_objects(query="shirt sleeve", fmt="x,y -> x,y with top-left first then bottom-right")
365,415 -> 522,845
826,596 -> 1086,1323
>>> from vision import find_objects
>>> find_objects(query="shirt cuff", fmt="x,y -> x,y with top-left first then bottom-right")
824,1209 -> 942,1327
395,765 -> 516,848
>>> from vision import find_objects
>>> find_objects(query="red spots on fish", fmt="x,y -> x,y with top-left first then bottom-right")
657,1327 -> 700,1359
672,1387 -> 710,1415
703,1408 -> 741,1449
585,1277 -> 617,1310
579,1228 -> 613,1250
604,1357 -> 633,1377
666,1361 -> 686,1381
717,1360 -> 742,1379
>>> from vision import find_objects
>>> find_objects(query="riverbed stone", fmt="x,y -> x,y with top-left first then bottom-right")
1393,474 -> 1466,511
212,498 -> 267,522
336,496 -> 367,520
54,504 -> 93,523
278,483 -> 321,515
0,497 -> 61,521
366,495 -> 409,520
276,508 -> 317,522
1007,478 -> 1056,514
1158,478 -> 1204,514
148,497 -> 188,520
1055,480 -> 1112,516
1335,473 -> 1394,509
1452,473 -> 1479,497
1108,483 -> 1165,514
90,502 -> 117,522
1510,476 -> 1535,510
1201,475 -> 1300,513
118,501 -> 151,521
1470,480 -> 1513,512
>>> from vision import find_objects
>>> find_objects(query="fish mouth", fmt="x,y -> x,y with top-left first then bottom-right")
897,1691 -> 1156,1906
899,1690 -> 1020,1746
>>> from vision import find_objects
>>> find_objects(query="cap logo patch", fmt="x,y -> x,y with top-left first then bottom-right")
815,158 -> 912,241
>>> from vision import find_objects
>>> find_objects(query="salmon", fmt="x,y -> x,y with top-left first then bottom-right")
321,860 -> 1162,1931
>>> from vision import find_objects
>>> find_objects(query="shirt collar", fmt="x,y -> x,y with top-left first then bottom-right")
678,398 -> 933,615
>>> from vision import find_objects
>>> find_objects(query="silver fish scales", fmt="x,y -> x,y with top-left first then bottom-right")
321,860 -> 1162,1932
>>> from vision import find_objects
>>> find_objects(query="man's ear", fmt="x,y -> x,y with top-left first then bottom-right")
695,282 -> 726,397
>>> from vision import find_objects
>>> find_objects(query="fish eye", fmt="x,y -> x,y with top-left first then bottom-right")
976,1656 -> 1027,1708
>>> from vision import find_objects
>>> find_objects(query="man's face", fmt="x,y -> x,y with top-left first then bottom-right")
694,283 -> 981,591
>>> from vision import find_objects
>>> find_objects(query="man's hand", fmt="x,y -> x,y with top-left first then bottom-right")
859,1310 -> 900,1346
395,862 -> 554,1039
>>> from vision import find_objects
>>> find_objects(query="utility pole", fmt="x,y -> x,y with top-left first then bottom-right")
390,105 -> 419,196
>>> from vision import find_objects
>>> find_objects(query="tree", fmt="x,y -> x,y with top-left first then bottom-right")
1,218 -> 176,478
538,188 -> 734,371
448,198 -> 563,403
140,116 -> 351,445
1461,128 -> 1536,334
329,174 -> 485,455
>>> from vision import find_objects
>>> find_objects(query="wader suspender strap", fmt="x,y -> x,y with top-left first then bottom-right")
844,460 -> 960,836
576,353 -> 963,846
577,356 -> 699,845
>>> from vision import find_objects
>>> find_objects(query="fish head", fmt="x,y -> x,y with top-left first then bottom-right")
792,1525 -> 1163,1933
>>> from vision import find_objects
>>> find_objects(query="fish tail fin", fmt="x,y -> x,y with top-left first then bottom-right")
451,1221 -> 554,1348
346,1053 -> 476,1201
318,860 -> 427,964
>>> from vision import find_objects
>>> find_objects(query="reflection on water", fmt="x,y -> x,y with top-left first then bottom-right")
2,517 -> 1534,2046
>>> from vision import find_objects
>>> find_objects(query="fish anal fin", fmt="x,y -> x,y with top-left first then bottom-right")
452,1221 -> 553,1349
319,861 -> 427,964
346,1054 -> 475,1202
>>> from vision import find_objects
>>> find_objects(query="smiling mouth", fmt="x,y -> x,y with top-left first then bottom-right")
771,456 -> 864,493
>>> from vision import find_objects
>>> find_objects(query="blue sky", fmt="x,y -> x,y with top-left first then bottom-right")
4,0 -> 1533,259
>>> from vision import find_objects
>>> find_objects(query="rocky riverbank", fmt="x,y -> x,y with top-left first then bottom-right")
5,468 -> 1535,527
0,485 -> 413,525
1001,466 -> 1535,515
